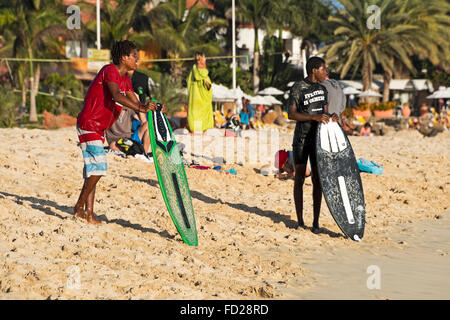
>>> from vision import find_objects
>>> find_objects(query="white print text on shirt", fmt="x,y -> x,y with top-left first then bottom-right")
303,89 -> 325,105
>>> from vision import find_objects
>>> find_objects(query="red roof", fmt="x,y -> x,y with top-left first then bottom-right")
186,0 -> 214,10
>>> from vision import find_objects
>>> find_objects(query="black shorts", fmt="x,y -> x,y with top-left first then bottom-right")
292,137 -> 317,166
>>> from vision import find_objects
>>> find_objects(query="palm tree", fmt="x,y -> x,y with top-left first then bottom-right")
288,0 -> 333,60
44,72 -> 83,115
150,73 -> 187,116
0,0 -> 73,122
81,0 -> 152,49
148,0 -> 226,82
320,0 -> 397,92
321,0 -> 450,102
378,0 -> 449,101
236,0 -> 271,94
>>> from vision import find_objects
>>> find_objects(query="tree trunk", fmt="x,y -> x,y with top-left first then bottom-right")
169,52 -> 184,83
362,57 -> 371,91
253,26 -> 260,94
361,56 -> 372,103
253,51 -> 260,94
21,81 -> 27,114
29,65 -> 40,122
383,68 -> 392,102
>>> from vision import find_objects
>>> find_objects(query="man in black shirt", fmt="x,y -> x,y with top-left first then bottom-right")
288,56 -> 339,233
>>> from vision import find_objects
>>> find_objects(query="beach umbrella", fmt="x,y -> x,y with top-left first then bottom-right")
249,95 -> 267,105
358,89 -> 382,97
264,95 -> 283,105
235,86 -> 253,100
426,87 -> 450,99
343,86 -> 362,95
258,87 -> 284,95
212,83 -> 239,101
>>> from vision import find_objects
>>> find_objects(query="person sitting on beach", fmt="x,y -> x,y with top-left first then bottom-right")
74,40 -> 164,225
246,99 -> 256,128
105,108 -> 150,154
239,105 -> 250,130
287,56 -> 339,233
321,77 -> 346,118
275,150 -> 310,179
105,69 -> 152,155
359,123 -> 371,136
341,114 -> 356,136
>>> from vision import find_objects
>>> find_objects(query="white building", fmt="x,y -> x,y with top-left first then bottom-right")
236,26 -> 315,70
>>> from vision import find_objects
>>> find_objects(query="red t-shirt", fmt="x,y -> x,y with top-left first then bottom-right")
77,64 -> 133,135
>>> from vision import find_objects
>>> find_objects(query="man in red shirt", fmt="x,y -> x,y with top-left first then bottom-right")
74,40 -> 164,224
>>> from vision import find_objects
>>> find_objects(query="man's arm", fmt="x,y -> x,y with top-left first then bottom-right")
324,104 -> 339,122
288,104 -> 330,124
107,82 -> 156,113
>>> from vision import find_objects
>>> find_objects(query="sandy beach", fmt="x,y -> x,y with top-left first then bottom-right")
0,126 -> 449,300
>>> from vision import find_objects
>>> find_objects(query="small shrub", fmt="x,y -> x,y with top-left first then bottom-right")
0,85 -> 19,128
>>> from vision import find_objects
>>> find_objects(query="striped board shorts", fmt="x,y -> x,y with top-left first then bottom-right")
76,126 -> 107,178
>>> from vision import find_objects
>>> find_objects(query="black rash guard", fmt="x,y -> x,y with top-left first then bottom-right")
288,77 -> 328,145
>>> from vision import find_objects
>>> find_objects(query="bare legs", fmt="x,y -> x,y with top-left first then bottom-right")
137,122 -> 150,153
74,175 -> 102,224
294,164 -> 322,232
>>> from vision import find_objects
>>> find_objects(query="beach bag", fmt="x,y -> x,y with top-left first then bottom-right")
116,138 -> 145,157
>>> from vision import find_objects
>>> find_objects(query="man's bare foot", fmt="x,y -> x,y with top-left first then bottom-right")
297,221 -> 306,230
312,226 -> 321,234
86,211 -> 102,225
74,206 -> 85,219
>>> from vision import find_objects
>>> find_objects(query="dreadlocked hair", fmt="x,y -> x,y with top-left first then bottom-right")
111,40 -> 137,65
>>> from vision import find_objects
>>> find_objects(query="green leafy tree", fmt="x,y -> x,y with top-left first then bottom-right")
44,72 -> 83,115
0,0 -> 72,122
321,0 -> 449,102
148,0 -> 226,82
0,84 -> 19,127
150,73 -> 187,116
236,0 -> 271,93
81,0 -> 152,49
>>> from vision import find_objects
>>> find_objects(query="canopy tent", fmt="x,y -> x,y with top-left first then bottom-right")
234,86 -> 253,100
426,87 -> 450,99
258,87 -> 284,95
212,83 -> 238,102
263,95 -> 283,105
343,86 -> 362,95
358,89 -> 382,97
249,95 -> 267,105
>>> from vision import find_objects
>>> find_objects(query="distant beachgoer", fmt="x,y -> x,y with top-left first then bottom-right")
74,40 -> 161,225
359,123 -> 371,136
239,105 -> 250,130
342,114 -> 356,135
287,56 -> 339,233
321,78 -> 346,117
246,99 -> 256,128
187,52 -> 213,133
105,69 -> 152,154
275,150 -> 310,179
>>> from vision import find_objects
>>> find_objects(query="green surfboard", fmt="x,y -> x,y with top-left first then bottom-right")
148,109 -> 198,246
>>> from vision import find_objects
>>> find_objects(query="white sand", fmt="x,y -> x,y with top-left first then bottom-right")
0,127 -> 448,299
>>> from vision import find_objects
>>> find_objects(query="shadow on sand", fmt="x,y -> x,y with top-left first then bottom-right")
121,175 -> 345,240
0,191 -> 175,241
